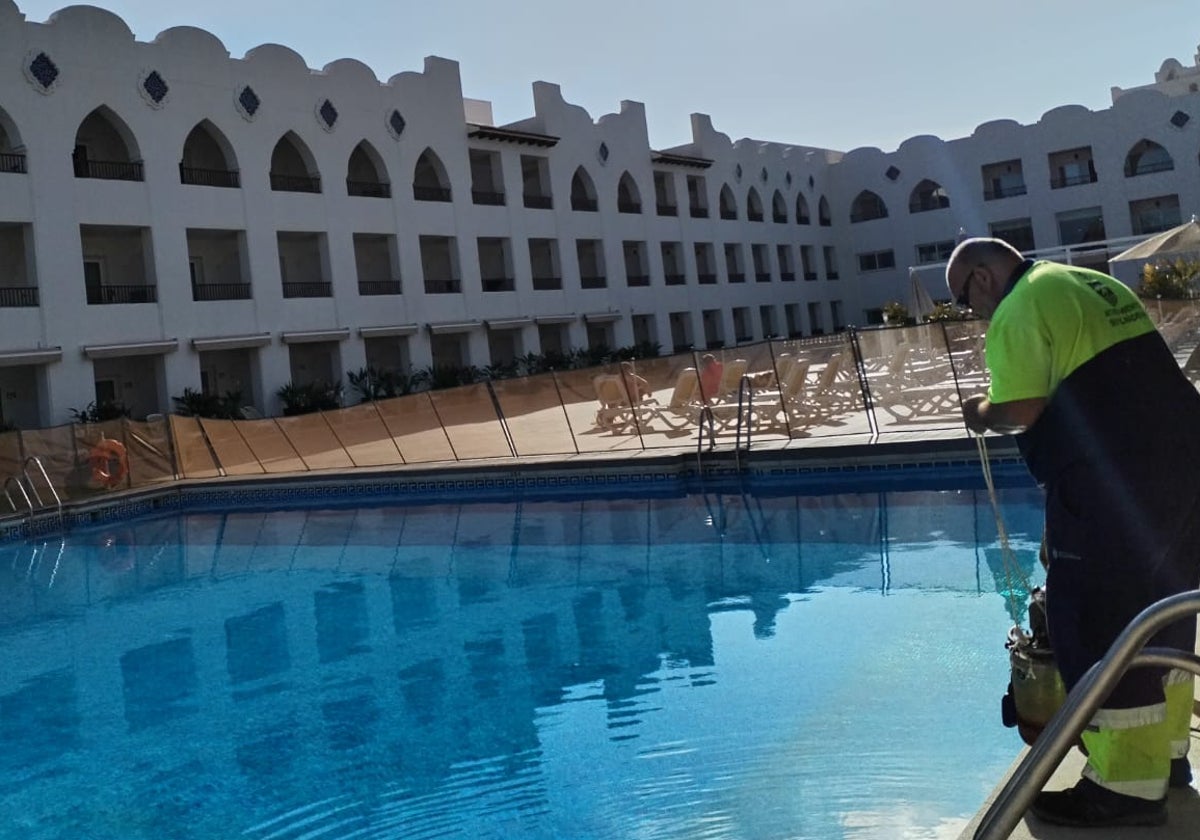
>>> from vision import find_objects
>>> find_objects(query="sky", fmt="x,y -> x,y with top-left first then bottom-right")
11,0 -> 1200,153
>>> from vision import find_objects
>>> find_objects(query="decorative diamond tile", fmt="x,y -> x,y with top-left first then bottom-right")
761,167 -> 768,182
238,85 -> 260,117
318,99 -> 338,129
598,142 -> 609,162
29,52 -> 59,90
142,70 -> 168,104
735,163 -> 742,180
785,172 -> 793,186
885,165 -> 901,181
1170,110 -> 1190,129
389,109 -> 406,137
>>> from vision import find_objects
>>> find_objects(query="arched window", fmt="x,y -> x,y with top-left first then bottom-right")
269,132 -> 320,193
849,190 -> 887,223
73,106 -> 142,181
347,140 -> 390,198
771,190 -> 787,223
818,195 -> 831,227
179,120 -> 239,188
617,171 -> 641,213
718,185 -> 737,220
795,193 -> 810,225
746,187 -> 764,222
413,148 -> 451,201
0,106 -> 27,173
571,166 -> 598,211
908,179 -> 949,213
1124,139 -> 1175,177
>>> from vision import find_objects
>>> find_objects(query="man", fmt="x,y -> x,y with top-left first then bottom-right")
946,237 -> 1200,828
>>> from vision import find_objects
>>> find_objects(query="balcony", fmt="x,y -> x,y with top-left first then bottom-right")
424,278 -> 461,294
357,280 -> 402,296
270,173 -> 320,193
532,276 -> 562,291
281,281 -> 332,298
414,186 -> 452,202
482,277 -> 514,293
524,193 -> 553,210
1125,159 -> 1174,177
698,273 -> 716,285
983,183 -> 1027,200
347,179 -> 391,198
86,284 -> 156,304
719,208 -> 737,221
656,203 -> 678,217
755,272 -> 771,283
580,275 -> 606,289
773,213 -> 787,223
728,272 -> 745,283
826,271 -> 839,280
665,273 -> 686,286
472,190 -> 506,206
0,286 -> 38,306
804,271 -> 818,281
192,282 -> 251,301
626,274 -> 650,287
75,159 -> 144,182
747,210 -> 764,222
780,271 -> 796,282
571,197 -> 598,212
690,206 -> 708,219
618,200 -> 642,214
0,153 -> 25,174
1050,171 -> 1098,189
180,165 -> 240,188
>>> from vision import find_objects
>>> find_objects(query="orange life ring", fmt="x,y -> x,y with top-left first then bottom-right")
89,438 -> 129,488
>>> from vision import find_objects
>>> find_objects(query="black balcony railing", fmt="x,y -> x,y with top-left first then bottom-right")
626,274 -> 650,287
74,159 -> 144,182
270,173 -> 321,193
698,272 -> 716,285
728,272 -> 745,283
580,275 -> 606,289
1,153 -> 27,174
424,278 -> 461,294
909,197 -> 950,213
773,213 -> 788,223
797,214 -> 810,225
690,206 -> 709,219
826,271 -> 840,280
524,194 -> 553,210
618,200 -> 642,214
1126,159 -> 1175,177
781,271 -> 796,282
482,277 -> 514,293
804,271 -> 818,281
656,203 -> 678,217
0,286 -> 38,306
192,282 -> 251,301
347,179 -> 391,198
1050,171 -> 1098,189
665,273 -> 686,286
180,165 -> 240,188
755,272 -> 772,283
983,183 -> 1027,200
532,276 -> 562,291
357,280 -> 402,296
719,208 -> 737,220
281,281 -> 332,298
747,210 -> 764,222
571,196 -> 598,212
849,211 -> 886,223
86,284 -> 156,304
414,185 -> 452,202
472,190 -> 506,206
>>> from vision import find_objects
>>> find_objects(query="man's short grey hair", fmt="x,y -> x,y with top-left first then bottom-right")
947,237 -> 1023,273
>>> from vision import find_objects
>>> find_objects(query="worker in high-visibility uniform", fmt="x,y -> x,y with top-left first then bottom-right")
946,237 -> 1200,828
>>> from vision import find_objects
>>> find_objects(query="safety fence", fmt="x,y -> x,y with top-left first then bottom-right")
4,304 -> 1200,511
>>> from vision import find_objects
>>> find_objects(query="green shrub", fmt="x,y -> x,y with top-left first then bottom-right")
1140,258 -> 1200,300
70,400 -> 130,423
276,381 -> 343,416
172,387 -> 244,419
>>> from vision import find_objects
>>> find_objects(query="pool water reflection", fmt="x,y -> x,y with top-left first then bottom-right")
0,485 -> 1045,839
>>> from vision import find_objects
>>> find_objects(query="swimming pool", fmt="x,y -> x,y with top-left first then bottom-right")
0,480 -> 1045,839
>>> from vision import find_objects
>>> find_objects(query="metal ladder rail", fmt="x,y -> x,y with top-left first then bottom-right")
975,589 -> 1200,840
731,376 -> 754,471
22,456 -> 63,530
3,474 -> 33,517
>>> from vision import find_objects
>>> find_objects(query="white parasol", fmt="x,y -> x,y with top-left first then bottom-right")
908,268 -> 937,321
1110,216 -> 1200,263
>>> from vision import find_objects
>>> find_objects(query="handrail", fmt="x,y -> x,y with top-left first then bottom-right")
3,475 -> 32,514
23,456 -> 63,530
732,375 -> 754,470
974,589 -> 1200,839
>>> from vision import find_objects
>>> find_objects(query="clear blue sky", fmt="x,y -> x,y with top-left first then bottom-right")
12,0 -> 1200,153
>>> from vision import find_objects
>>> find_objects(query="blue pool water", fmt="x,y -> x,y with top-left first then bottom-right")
0,482 -> 1045,839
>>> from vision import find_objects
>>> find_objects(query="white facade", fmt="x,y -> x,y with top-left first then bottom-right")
0,2 -> 1197,424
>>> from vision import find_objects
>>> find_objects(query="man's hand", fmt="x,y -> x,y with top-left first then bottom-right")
962,394 -> 990,433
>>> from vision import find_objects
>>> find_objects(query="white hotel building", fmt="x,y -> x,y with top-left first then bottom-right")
0,2 -> 1197,426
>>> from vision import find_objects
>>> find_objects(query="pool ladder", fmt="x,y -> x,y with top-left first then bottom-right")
3,455 -> 64,533
696,375 -> 755,474
973,589 -> 1200,839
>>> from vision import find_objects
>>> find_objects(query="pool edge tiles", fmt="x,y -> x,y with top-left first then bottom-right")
0,434 -> 1030,541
